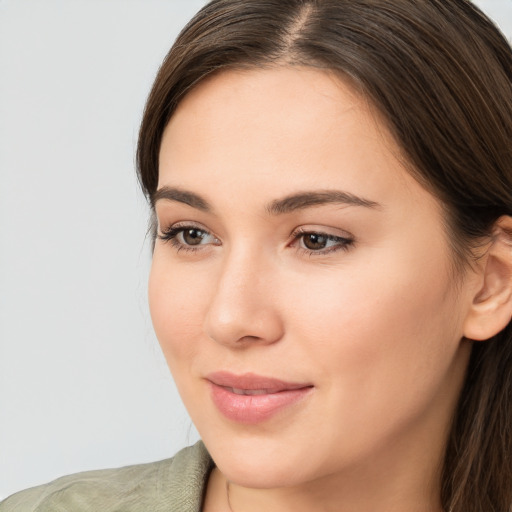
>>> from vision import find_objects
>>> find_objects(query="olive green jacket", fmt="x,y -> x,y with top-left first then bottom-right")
0,442 -> 214,512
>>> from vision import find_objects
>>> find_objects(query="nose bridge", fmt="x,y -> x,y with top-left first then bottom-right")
204,240 -> 283,346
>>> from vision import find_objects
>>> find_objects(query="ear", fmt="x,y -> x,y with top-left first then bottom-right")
463,216 -> 512,341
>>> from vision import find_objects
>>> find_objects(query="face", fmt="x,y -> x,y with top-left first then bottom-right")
149,67 -> 473,490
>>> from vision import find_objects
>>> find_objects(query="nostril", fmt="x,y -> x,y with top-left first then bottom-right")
239,335 -> 262,343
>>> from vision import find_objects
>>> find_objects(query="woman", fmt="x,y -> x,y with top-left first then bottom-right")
2,0 -> 511,511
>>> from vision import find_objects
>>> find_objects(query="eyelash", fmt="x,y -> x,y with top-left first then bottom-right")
291,227 -> 354,256
158,224 -> 354,256
157,224 -> 219,254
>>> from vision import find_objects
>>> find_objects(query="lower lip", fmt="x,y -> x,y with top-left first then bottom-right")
209,383 -> 313,424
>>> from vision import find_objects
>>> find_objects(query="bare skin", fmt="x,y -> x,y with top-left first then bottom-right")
149,66 -> 492,511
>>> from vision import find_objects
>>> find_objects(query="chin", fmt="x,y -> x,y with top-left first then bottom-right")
217,454 -> 309,489
200,427 -> 324,489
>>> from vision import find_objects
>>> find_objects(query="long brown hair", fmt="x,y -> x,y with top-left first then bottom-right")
137,1 -> 512,510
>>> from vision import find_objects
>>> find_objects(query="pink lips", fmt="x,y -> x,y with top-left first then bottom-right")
206,372 -> 313,424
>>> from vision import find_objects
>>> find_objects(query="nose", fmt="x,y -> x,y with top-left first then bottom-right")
203,246 -> 284,347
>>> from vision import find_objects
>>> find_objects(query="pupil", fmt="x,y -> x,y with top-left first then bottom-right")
304,233 -> 327,250
183,229 -> 204,245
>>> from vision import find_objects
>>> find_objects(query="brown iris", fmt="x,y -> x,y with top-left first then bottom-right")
182,228 -> 206,245
302,233 -> 329,250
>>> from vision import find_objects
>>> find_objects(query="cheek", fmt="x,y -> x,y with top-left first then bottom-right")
148,255 -> 210,365
277,262 -> 460,467
287,245 -> 461,404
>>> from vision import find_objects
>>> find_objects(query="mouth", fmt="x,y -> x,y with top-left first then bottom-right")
206,372 -> 314,424
222,387 -> 278,396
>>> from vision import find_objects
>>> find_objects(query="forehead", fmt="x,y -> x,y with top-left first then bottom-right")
158,66 -> 435,216
169,66 -> 364,130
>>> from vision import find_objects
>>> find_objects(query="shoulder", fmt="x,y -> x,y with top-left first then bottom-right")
0,442 -> 213,512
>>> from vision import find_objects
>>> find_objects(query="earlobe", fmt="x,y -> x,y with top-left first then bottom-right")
463,216 -> 512,342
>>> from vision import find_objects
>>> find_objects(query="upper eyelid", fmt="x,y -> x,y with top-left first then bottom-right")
158,220 -> 210,233
292,225 -> 354,239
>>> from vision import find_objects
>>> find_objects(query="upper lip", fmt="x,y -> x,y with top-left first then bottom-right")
206,371 -> 312,392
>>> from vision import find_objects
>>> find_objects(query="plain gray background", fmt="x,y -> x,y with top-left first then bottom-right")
1,0 -> 511,500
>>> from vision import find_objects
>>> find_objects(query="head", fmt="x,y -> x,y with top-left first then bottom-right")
137,1 -> 512,511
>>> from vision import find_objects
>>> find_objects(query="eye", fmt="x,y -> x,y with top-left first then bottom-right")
158,223 -> 220,251
179,227 -> 209,246
292,228 -> 354,255
301,233 -> 332,251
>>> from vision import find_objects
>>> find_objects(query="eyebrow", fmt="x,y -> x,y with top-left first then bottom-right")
152,186 -> 380,214
151,186 -> 212,212
266,190 -> 381,214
